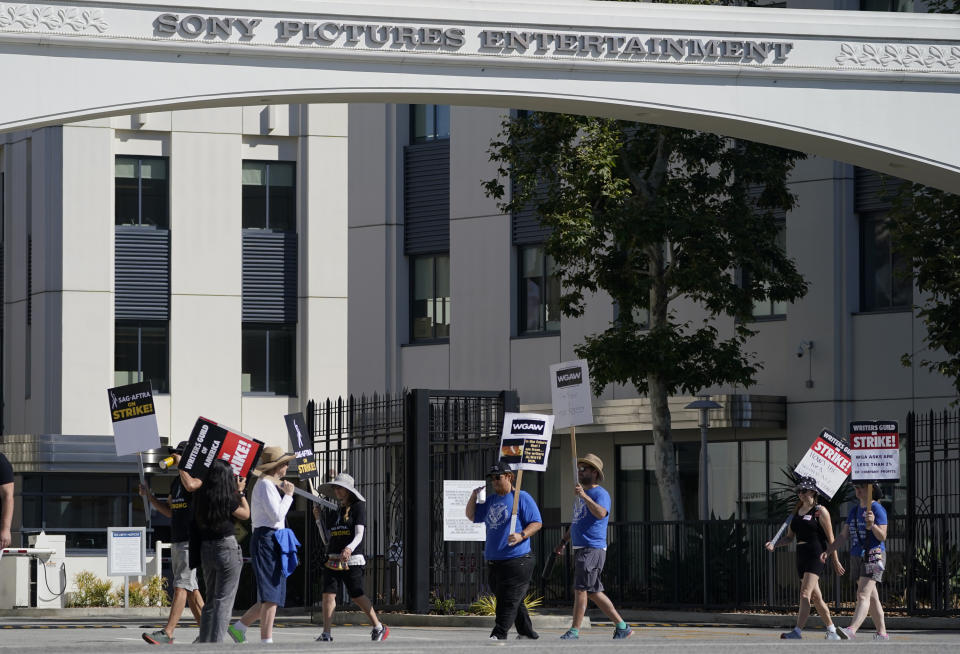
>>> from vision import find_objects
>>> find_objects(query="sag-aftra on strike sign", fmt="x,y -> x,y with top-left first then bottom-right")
849,420 -> 900,482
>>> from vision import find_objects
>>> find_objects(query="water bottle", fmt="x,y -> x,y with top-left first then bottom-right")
158,456 -> 175,470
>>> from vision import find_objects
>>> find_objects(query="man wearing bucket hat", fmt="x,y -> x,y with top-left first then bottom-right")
140,441 -> 205,645
228,447 -> 297,644
556,453 -> 632,640
312,472 -> 389,642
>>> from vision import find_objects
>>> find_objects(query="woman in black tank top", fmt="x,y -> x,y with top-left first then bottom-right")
765,476 -> 844,640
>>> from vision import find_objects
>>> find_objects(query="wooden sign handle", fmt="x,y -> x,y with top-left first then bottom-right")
509,469 -> 524,535
570,425 -> 578,488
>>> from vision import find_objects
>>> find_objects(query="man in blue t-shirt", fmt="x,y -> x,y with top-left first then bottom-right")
466,460 -> 542,641
557,454 -> 632,640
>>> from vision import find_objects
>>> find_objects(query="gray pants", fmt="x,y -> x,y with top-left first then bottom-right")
197,535 -> 243,643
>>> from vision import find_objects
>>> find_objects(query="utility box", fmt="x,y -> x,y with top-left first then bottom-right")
30,532 -> 66,609
0,555 -> 31,609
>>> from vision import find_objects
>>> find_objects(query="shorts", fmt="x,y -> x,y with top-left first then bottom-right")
573,547 -> 606,593
796,542 -> 826,579
321,565 -> 366,598
170,541 -> 199,592
851,551 -> 886,583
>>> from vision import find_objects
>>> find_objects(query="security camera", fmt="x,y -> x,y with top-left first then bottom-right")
796,345 -> 805,358
796,340 -> 814,358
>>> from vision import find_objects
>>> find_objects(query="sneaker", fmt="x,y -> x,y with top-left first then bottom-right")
873,633 -> 890,641
316,632 -> 334,642
838,627 -> 855,640
489,634 -> 507,640
560,629 -> 579,640
825,631 -> 841,641
371,625 -> 389,641
781,629 -> 803,639
142,630 -> 173,645
517,632 -> 540,639
227,624 -> 246,644
613,625 -> 633,639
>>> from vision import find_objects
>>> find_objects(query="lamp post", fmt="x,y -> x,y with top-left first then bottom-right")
685,397 -> 722,521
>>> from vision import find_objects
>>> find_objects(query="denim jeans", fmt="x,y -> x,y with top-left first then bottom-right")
197,535 -> 243,642
487,554 -> 536,639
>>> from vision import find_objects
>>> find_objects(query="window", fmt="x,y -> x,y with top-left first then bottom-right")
115,156 -> 168,228
21,474 -> 149,550
617,438 -> 787,521
115,321 -> 169,393
861,0 -> 913,11
242,161 -> 296,231
410,105 -> 450,143
860,211 -> 912,311
411,255 -> 450,341
242,323 -> 296,395
518,245 -> 560,334
739,221 -> 787,319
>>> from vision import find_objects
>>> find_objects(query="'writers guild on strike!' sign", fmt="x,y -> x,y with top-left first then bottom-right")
849,420 -> 900,482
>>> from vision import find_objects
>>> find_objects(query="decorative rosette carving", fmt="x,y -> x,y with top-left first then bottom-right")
837,42 -> 960,70
0,4 -> 108,32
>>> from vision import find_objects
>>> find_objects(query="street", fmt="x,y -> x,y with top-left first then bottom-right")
0,620 -> 956,653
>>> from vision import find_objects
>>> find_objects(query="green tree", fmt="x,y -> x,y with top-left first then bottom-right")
887,183 -> 960,399
484,114 -> 807,520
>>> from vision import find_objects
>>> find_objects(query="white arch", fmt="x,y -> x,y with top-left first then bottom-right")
1,0 -> 959,189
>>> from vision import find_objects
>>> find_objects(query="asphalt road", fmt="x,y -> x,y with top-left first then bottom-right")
0,621 -> 957,653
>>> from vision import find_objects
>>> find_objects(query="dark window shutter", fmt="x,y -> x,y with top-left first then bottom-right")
855,167 -> 907,214
115,227 -> 170,320
404,140 -> 449,255
242,231 -> 298,323
512,180 -> 551,246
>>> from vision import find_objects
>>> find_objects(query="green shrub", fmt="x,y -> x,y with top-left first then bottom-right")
68,571 -> 169,608
469,592 -> 542,616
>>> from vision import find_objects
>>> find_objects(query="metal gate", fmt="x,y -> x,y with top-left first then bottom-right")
306,389 -> 515,612
906,409 -> 960,615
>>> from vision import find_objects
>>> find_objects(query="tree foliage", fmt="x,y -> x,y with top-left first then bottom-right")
484,113 -> 808,519
887,183 -> 960,399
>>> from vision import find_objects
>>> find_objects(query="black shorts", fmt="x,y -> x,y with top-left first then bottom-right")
796,542 -> 826,578
321,565 -> 366,598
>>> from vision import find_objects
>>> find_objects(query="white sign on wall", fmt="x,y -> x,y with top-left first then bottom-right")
549,359 -> 594,429
793,429 -> 852,499
107,527 -> 146,577
849,420 -> 900,482
442,480 -> 486,542
499,412 -> 554,472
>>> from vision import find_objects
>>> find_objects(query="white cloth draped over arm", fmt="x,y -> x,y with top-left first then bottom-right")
345,524 -> 364,553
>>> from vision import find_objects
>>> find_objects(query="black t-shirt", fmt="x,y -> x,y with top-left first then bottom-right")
0,453 -> 12,521
325,501 -> 366,558
168,478 -> 194,544
194,491 -> 241,541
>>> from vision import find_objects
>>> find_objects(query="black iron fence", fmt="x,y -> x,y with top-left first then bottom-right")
535,514 -> 957,614
300,396 -> 959,616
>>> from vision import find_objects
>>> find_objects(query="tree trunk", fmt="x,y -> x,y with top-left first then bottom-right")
648,235 -> 685,522
649,373 -> 685,521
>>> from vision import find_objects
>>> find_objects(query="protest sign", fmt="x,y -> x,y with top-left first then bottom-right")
179,417 -> 263,480
549,360 -> 594,430
285,412 -> 318,480
499,412 -> 555,472
442,480 -> 486,542
849,420 -> 900,482
108,382 -> 161,457
793,429 -> 852,499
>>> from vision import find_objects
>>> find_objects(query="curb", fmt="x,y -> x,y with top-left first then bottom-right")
617,609 -> 960,631
322,610 -> 589,629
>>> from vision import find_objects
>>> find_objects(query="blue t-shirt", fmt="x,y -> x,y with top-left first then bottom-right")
571,485 -> 611,549
847,501 -> 888,556
473,490 -> 542,561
